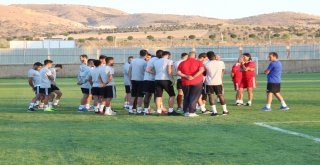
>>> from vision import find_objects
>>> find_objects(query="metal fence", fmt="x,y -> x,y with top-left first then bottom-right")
0,44 -> 320,65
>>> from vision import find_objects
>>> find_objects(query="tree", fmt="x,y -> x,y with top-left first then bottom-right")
62,32 -> 70,36
273,33 -> 281,38
208,34 -> 216,40
67,37 -> 74,40
188,35 -> 196,40
282,33 -> 291,40
315,33 -> 320,38
146,35 -> 155,40
88,37 -> 97,41
78,39 -> 85,43
230,33 -> 237,39
248,34 -> 256,39
127,36 -> 133,40
106,36 -> 114,42
167,36 -> 174,40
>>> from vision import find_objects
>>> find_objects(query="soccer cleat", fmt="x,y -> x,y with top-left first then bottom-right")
157,111 -> 168,116
128,112 -> 135,115
211,113 -> 219,117
201,110 -> 211,114
27,108 -> 35,112
279,106 -> 290,111
144,112 -> 152,116
245,103 -> 252,106
184,112 -> 190,117
104,111 -> 116,116
176,107 -> 183,111
77,108 -> 88,112
222,111 -> 229,116
168,111 -> 182,116
44,108 -> 54,112
136,112 -> 144,115
95,111 -> 104,115
236,103 -> 243,106
188,113 -> 199,117
260,107 -> 271,111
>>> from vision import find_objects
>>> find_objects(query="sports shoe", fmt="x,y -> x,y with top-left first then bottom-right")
168,111 -> 182,116
157,111 -> 167,116
136,112 -> 144,115
279,106 -> 290,111
44,108 -> 54,112
104,111 -> 116,116
176,107 -> 183,111
77,108 -> 88,112
28,108 -> 35,112
184,112 -> 190,117
201,110 -> 211,114
245,103 -> 252,106
95,111 -> 104,115
128,112 -> 135,115
211,113 -> 218,117
236,103 -> 243,106
188,113 -> 199,117
260,107 -> 271,111
144,112 -> 152,116
222,111 -> 229,116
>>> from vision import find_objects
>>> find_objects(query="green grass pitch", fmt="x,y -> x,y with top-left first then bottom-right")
0,73 -> 319,165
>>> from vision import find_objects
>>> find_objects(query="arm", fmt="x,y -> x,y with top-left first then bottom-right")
191,66 -> 205,79
28,77 -> 34,89
146,66 -> 154,74
265,69 -> 270,75
88,75 -> 93,86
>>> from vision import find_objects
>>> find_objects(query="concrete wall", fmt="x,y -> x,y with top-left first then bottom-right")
0,59 -> 319,78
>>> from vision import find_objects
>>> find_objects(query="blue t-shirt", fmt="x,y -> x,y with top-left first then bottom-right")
267,61 -> 282,83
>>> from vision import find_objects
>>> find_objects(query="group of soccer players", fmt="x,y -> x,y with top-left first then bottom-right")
27,49 -> 289,115
27,60 -> 63,112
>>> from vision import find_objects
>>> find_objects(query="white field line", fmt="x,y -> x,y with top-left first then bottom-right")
254,122 -> 320,143
260,121 -> 320,124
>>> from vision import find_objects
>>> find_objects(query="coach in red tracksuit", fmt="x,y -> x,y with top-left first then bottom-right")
239,53 -> 256,107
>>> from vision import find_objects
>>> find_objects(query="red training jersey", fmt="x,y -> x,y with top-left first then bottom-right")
242,61 -> 255,79
231,63 -> 242,82
178,58 -> 204,86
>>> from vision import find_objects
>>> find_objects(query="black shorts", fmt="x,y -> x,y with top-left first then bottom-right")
131,80 -> 144,97
51,84 -> 60,91
155,80 -> 176,97
103,86 -> 116,98
33,86 -> 40,95
125,85 -> 131,94
91,87 -> 103,96
81,88 -> 91,95
267,83 -> 281,93
205,85 -> 223,95
176,79 -> 183,90
144,81 -> 155,93
39,87 -> 52,96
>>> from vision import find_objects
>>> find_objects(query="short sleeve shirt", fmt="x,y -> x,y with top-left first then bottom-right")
130,58 -> 147,81
39,67 -> 52,88
267,61 -> 282,83
204,60 -> 225,85
177,58 -> 204,86
153,58 -> 173,80
27,69 -> 41,87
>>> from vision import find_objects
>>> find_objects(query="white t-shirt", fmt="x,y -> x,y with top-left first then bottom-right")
27,69 -> 41,87
130,58 -> 147,81
78,64 -> 91,89
204,60 -> 225,85
100,65 -> 114,86
49,68 -> 57,84
153,58 -> 173,80
90,67 -> 102,88
144,57 -> 158,81
174,60 -> 183,79
39,67 -> 52,88
123,62 -> 131,85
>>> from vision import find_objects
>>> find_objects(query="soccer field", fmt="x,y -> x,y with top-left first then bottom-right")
0,73 -> 319,165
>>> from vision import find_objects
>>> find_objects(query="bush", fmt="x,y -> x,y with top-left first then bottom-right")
209,34 -> 216,40
67,37 -> 74,40
248,34 -> 256,39
188,35 -> 196,40
230,33 -> 237,39
106,36 -> 114,42
127,36 -> 133,40
147,35 -> 155,40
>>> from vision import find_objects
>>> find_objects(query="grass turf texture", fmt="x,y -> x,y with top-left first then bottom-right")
0,73 -> 319,165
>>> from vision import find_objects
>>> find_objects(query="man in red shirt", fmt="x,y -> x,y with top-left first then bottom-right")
177,51 -> 205,117
239,53 -> 256,106
231,57 -> 243,105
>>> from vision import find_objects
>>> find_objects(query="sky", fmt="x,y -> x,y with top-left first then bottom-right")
1,0 -> 320,19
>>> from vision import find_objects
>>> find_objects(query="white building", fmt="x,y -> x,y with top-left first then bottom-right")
10,39 -> 76,49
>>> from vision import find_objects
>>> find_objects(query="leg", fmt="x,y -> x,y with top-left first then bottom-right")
182,86 -> 190,113
188,84 -> 203,113
176,89 -> 183,109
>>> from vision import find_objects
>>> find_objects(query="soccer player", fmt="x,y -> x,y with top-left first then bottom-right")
197,53 -> 209,113
27,62 -> 43,112
77,54 -> 93,112
123,56 -> 134,109
150,51 -> 179,116
39,59 -> 55,112
177,51 -> 204,117
239,53 -> 256,106
231,57 -> 244,105
50,64 -> 63,107
261,52 -> 290,111
204,52 -> 229,116
88,60 -> 104,114
174,53 -> 188,111
128,49 -> 149,115
143,50 -> 161,115
100,57 -> 116,115
99,55 -> 107,66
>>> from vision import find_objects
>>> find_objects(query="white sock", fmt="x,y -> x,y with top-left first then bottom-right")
157,109 -> 162,114
129,105 -> 133,113
137,107 -> 142,113
211,105 -> 217,114
168,108 -> 174,113
98,103 -> 101,109
144,108 -> 149,113
94,106 -> 99,112
266,104 -> 271,109
48,102 -> 53,108
85,104 -> 90,109
104,107 -> 111,114
200,104 -> 206,112
222,104 -> 228,112
99,106 -> 104,112
29,103 -> 34,108
35,100 -> 40,105
281,101 -> 287,107
239,100 -> 243,104
53,99 -> 60,105
236,100 -> 240,103
248,100 -> 252,104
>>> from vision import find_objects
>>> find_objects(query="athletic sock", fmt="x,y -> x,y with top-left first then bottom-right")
53,99 -> 60,106
236,100 -> 240,103
281,101 -> 287,107
157,109 -> 162,114
239,100 -> 243,104
137,107 -> 142,113
48,102 -> 53,108
94,106 -> 99,112
29,103 -> 35,109
266,104 -> 271,109
105,107 -> 111,114
211,105 -> 217,114
85,104 -> 90,109
222,104 -> 228,112
168,108 -> 174,113
177,95 -> 183,108
35,100 -> 40,105
144,108 -> 149,113
129,105 -> 133,113
248,100 -> 252,104
200,104 -> 206,112
99,106 -> 104,113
